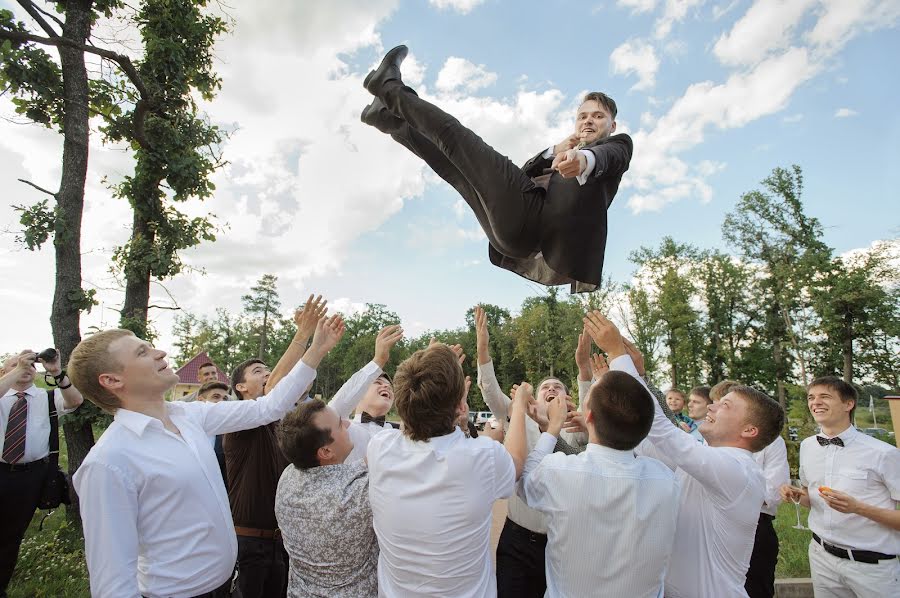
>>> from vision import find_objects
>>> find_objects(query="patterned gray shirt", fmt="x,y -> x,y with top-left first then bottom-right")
275,461 -> 378,598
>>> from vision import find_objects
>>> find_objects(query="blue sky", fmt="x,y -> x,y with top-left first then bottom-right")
1,0 -> 898,352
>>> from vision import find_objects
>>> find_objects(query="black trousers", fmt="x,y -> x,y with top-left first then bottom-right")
745,513 -> 778,598
495,517 -> 547,598
236,536 -> 287,598
0,459 -> 48,596
379,81 -> 544,260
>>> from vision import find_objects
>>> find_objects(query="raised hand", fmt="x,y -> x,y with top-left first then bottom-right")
552,133 -> 579,156
546,395 -> 568,436
312,314 -> 345,354
462,375 -> 472,403
449,343 -> 466,366
474,305 -> 490,365
589,353 -> 609,380
294,294 -> 328,339
622,338 -> 646,377
564,409 -> 589,435
575,330 -> 591,381
374,324 -> 404,368
583,311 -> 626,359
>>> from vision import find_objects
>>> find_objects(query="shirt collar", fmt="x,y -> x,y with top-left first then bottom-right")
586,443 -> 636,463
820,424 -> 858,444
409,427 -> 464,451
3,384 -> 40,398
114,402 -> 183,437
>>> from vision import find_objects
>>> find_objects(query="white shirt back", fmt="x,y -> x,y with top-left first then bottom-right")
367,428 -> 515,597
520,434 -> 680,598
752,435 -> 789,516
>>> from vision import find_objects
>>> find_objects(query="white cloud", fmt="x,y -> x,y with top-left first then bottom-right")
435,57 -> 498,94
428,0 -> 486,15
834,107 -> 858,118
654,0 -> 705,39
610,39 -> 660,90
805,0 -> 900,55
713,0 -> 817,67
617,0 -> 657,13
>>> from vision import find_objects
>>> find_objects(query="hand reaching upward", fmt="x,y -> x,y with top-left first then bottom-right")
374,324 -> 404,368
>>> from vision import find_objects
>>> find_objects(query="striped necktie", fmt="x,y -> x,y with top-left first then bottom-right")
3,392 -> 28,464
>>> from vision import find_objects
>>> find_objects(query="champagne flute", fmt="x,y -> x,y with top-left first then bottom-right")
790,479 -> 808,531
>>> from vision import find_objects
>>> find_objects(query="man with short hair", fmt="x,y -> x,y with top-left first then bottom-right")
687,386 -> 712,423
69,314 -> 342,598
361,45 -> 632,292
367,343 -> 517,597
781,376 -> 899,598
507,368 -> 680,597
275,400 -> 378,597
1,349 -> 83,597
584,311 -> 785,598
182,361 -> 223,402
199,381 -> 231,486
224,296 -> 330,598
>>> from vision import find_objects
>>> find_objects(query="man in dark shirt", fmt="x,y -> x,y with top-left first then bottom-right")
224,295 -> 327,598
361,45 -> 632,292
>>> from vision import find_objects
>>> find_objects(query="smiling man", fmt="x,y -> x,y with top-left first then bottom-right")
68,316 -> 343,598
583,310 -> 784,598
360,45 -> 632,292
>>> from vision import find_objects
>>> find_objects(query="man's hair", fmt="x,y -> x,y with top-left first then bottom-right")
690,386 -> 712,405
582,91 -> 618,120
199,362 -> 215,370
665,388 -> 686,400
808,376 -> 858,421
231,358 -> 265,400
279,400 -> 333,470
710,379 -> 740,401
68,329 -> 134,414
587,371 -> 654,450
199,381 -> 229,396
394,344 -> 465,442
731,385 -> 785,452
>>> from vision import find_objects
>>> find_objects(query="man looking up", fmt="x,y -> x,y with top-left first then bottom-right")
68,314 -> 343,598
1,349 -> 83,597
275,399 -> 378,597
224,295 -> 330,598
361,45 -> 632,292
781,377 -> 899,598
583,311 -> 784,598
367,343 -> 517,597
507,369 -> 680,597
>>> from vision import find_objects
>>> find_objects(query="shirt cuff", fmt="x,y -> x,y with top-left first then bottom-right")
576,150 -> 596,185
542,146 -> 554,159
364,360 -> 384,377
536,432 -> 557,453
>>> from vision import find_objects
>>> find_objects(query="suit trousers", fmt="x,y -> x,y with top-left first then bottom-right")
380,81 -> 543,259
0,460 -> 48,595
809,539 -> 900,598
236,536 -> 287,598
495,517 -> 547,598
744,513 -> 778,598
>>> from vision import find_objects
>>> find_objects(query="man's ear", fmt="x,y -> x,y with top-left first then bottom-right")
235,382 -> 248,396
741,424 -> 759,442
317,445 -> 332,464
98,372 -> 124,393
610,121 -> 617,135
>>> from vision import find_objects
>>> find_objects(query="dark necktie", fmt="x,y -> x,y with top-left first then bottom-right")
3,392 -> 28,464
360,412 -> 385,426
816,435 -> 844,448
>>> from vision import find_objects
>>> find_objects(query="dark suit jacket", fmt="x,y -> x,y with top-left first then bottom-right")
213,434 -> 228,488
489,133 -> 633,292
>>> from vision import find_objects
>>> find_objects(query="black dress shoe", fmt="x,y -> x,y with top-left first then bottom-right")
364,44 -> 408,96
361,98 -> 404,134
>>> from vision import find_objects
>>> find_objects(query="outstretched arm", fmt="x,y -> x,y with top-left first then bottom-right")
265,294 -> 327,393
329,324 -> 403,418
583,133 -> 633,182
474,305 -> 512,426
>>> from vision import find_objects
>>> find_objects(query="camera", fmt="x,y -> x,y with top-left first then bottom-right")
36,348 -> 58,362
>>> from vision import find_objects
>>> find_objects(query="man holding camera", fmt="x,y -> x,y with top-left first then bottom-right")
0,349 -> 84,597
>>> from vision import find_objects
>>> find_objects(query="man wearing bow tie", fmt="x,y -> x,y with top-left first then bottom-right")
327,326 -> 404,463
781,377 -> 900,598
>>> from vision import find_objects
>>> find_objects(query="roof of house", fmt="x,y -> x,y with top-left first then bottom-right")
175,351 -> 229,386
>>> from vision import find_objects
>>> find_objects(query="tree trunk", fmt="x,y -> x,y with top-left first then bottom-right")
842,311 -> 853,384
54,0 -> 95,527
120,177 -> 164,337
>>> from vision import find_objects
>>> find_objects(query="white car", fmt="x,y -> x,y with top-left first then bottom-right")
474,411 -> 493,428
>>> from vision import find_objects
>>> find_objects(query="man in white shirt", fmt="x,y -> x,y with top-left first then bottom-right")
781,376 -> 900,598
473,306 -> 589,597
745,434 -> 789,598
327,325 -> 404,463
507,367 -> 680,597
367,343 -> 517,597
1,349 -> 84,597
69,316 -> 343,598
583,311 -> 785,598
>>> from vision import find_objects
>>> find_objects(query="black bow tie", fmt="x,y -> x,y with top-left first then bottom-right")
361,412 -> 385,426
816,435 -> 844,447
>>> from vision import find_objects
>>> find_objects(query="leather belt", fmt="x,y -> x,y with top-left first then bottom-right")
813,533 -> 897,564
234,525 -> 281,540
0,457 -> 49,472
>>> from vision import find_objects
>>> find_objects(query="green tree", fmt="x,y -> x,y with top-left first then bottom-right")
241,274 -> 282,361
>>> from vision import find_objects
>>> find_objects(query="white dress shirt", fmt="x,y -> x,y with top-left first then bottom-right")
367,427 -> 516,597
615,355 -> 764,598
800,425 -> 900,553
541,146 -> 595,185
1,385 -> 77,463
753,435 -> 789,517
73,361 -> 317,598
476,360 -> 589,534
327,360 -> 385,463
519,432 -> 680,598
